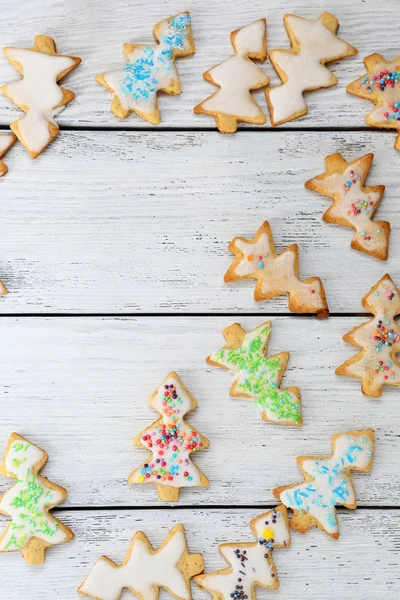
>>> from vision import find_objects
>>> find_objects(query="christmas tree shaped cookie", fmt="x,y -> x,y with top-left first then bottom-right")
0,133 -> 17,176
336,274 -> 400,396
347,54 -> 400,151
274,429 -> 374,539
1,36 -> 81,158
194,20 -> 269,133
305,152 -> 390,260
79,523 -> 204,600
207,322 -> 301,425
266,12 -> 357,126
96,12 -> 194,125
194,506 -> 290,599
0,433 -> 74,563
0,279 -> 7,296
224,220 -> 329,317
129,372 -> 209,501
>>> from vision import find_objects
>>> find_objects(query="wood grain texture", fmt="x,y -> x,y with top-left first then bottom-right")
0,0 -> 398,130
1,130 -> 400,313
0,316 -> 398,507
0,508 -> 398,599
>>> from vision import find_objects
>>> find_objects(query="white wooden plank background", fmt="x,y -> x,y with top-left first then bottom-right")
0,0 -> 397,129
1,131 -> 400,313
0,316 -> 397,506
0,0 -> 399,598
1,508 -> 399,600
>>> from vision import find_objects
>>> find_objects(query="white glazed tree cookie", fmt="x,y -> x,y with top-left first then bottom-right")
207,322 -> 302,425
129,372 -> 209,502
96,12 -> 194,125
305,152 -> 390,260
194,506 -> 290,600
336,274 -> 400,396
274,430 -> 374,539
1,36 -> 81,158
0,432 -> 74,564
0,133 -> 17,176
266,12 -> 357,126
79,523 -> 204,600
224,220 -> 329,317
194,20 -> 269,133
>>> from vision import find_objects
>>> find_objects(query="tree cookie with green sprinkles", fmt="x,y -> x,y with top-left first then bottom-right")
207,322 -> 302,426
0,432 -> 74,564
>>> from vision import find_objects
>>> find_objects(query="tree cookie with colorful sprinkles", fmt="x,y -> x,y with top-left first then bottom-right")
129,372 -> 209,502
79,523 -> 204,600
1,35 -> 81,158
96,12 -> 194,125
266,12 -> 357,126
305,152 -> 390,260
0,432 -> 74,564
347,54 -> 400,151
207,322 -> 301,425
274,429 -> 374,539
194,20 -> 269,133
194,506 -> 290,600
0,133 -> 17,176
336,274 -> 400,397
224,220 -> 329,317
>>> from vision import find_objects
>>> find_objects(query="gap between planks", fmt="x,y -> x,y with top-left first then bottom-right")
0,312 -> 376,318
0,125 -> 392,133
51,504 -> 400,512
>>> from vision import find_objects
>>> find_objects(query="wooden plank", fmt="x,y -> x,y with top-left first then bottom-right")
0,316 -> 398,506
0,130 -> 399,314
0,0 -> 397,130
0,507 -> 398,599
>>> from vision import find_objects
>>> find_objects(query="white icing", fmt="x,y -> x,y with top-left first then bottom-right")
196,509 -> 289,599
341,276 -> 400,394
130,374 -> 203,488
269,15 -> 351,124
279,432 -> 374,535
102,13 -> 192,116
0,438 -> 67,552
233,232 -> 326,311
0,133 -> 15,176
80,528 -> 189,600
200,20 -> 268,118
3,48 -> 75,153
209,323 -> 301,424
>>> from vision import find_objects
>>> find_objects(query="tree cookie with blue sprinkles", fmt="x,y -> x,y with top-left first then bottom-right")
207,321 -> 302,426
96,12 -> 194,125
274,429 -> 375,539
0,432 -> 74,564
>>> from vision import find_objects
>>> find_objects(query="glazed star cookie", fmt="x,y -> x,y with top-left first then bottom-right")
1,36 -> 81,158
194,506 -> 290,599
274,429 -> 374,539
0,433 -> 74,564
224,221 -> 329,317
194,20 -> 269,133
305,153 -> 390,260
266,12 -> 357,126
79,523 -> 204,600
129,372 -> 209,502
0,133 -> 17,176
347,54 -> 400,151
336,274 -> 400,397
207,322 -> 301,425
96,12 -> 194,125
